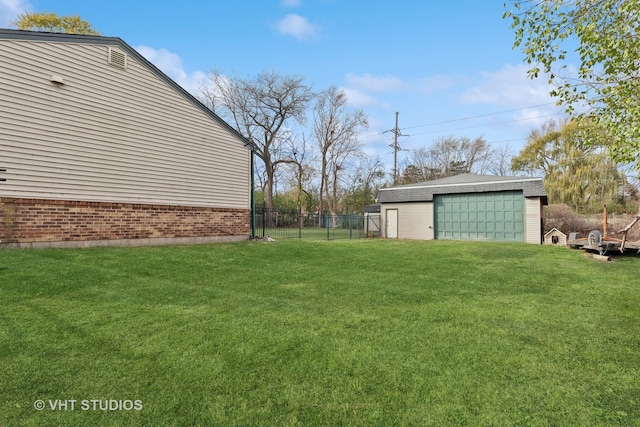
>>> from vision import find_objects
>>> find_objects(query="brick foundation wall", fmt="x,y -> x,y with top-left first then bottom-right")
0,198 -> 250,246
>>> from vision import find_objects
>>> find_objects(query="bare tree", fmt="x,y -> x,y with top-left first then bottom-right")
398,147 -> 441,184
487,144 -> 513,176
430,135 -> 493,175
399,135 -> 496,184
199,71 -> 314,210
313,87 -> 368,225
283,133 -> 316,215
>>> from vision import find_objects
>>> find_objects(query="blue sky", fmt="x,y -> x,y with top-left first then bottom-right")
1,0 -> 566,171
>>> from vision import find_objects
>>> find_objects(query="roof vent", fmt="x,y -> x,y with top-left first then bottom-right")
108,47 -> 127,70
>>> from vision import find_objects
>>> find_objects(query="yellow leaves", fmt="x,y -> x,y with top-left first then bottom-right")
13,12 -> 100,35
512,118 -> 625,210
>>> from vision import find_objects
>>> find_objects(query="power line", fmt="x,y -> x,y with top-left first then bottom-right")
405,112 -> 562,137
400,137 -> 527,152
362,102 -> 562,139
402,102 -> 558,130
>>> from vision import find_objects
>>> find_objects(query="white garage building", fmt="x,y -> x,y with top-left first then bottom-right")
377,173 -> 547,244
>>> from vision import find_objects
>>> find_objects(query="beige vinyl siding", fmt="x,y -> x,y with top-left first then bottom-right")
525,197 -> 543,244
0,39 -> 249,209
381,203 -> 434,240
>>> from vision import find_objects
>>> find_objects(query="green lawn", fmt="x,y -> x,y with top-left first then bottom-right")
1,240 -> 639,426
257,226 -> 366,240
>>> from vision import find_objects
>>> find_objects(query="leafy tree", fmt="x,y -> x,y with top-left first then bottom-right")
272,191 -> 300,211
399,164 -> 428,185
504,0 -> 640,168
13,12 -> 100,35
341,158 -> 386,214
511,119 -> 630,212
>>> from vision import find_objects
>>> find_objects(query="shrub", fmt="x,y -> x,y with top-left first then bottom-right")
545,203 -> 640,241
544,204 -> 592,236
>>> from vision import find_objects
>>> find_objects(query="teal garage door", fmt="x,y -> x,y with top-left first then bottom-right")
434,191 -> 524,242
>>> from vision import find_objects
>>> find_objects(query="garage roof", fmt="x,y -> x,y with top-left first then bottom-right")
378,173 -> 547,204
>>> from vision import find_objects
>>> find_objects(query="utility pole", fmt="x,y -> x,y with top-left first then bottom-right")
386,112 -> 404,184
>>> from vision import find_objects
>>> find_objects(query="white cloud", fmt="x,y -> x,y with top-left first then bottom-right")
459,63 -> 554,107
415,74 -> 458,95
345,73 -> 405,92
135,45 -> 207,95
344,72 -> 462,101
281,0 -> 302,7
341,72 -> 462,116
513,107 -> 548,122
276,14 -> 318,40
458,63 -> 563,130
0,0 -> 32,27
339,86 -> 390,110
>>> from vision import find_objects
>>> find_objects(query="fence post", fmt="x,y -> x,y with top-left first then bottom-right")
326,214 -> 330,241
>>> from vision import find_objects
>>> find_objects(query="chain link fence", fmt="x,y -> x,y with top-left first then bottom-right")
253,206 -> 380,240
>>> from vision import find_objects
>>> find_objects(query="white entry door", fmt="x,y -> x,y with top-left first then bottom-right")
386,209 -> 398,239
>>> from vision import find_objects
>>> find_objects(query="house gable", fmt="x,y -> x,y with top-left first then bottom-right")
0,29 -> 251,148
0,29 -> 251,209
0,29 -> 253,247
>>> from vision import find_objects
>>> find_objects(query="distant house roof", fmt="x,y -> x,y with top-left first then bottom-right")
363,203 -> 381,213
378,173 -> 548,204
0,28 -> 254,151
